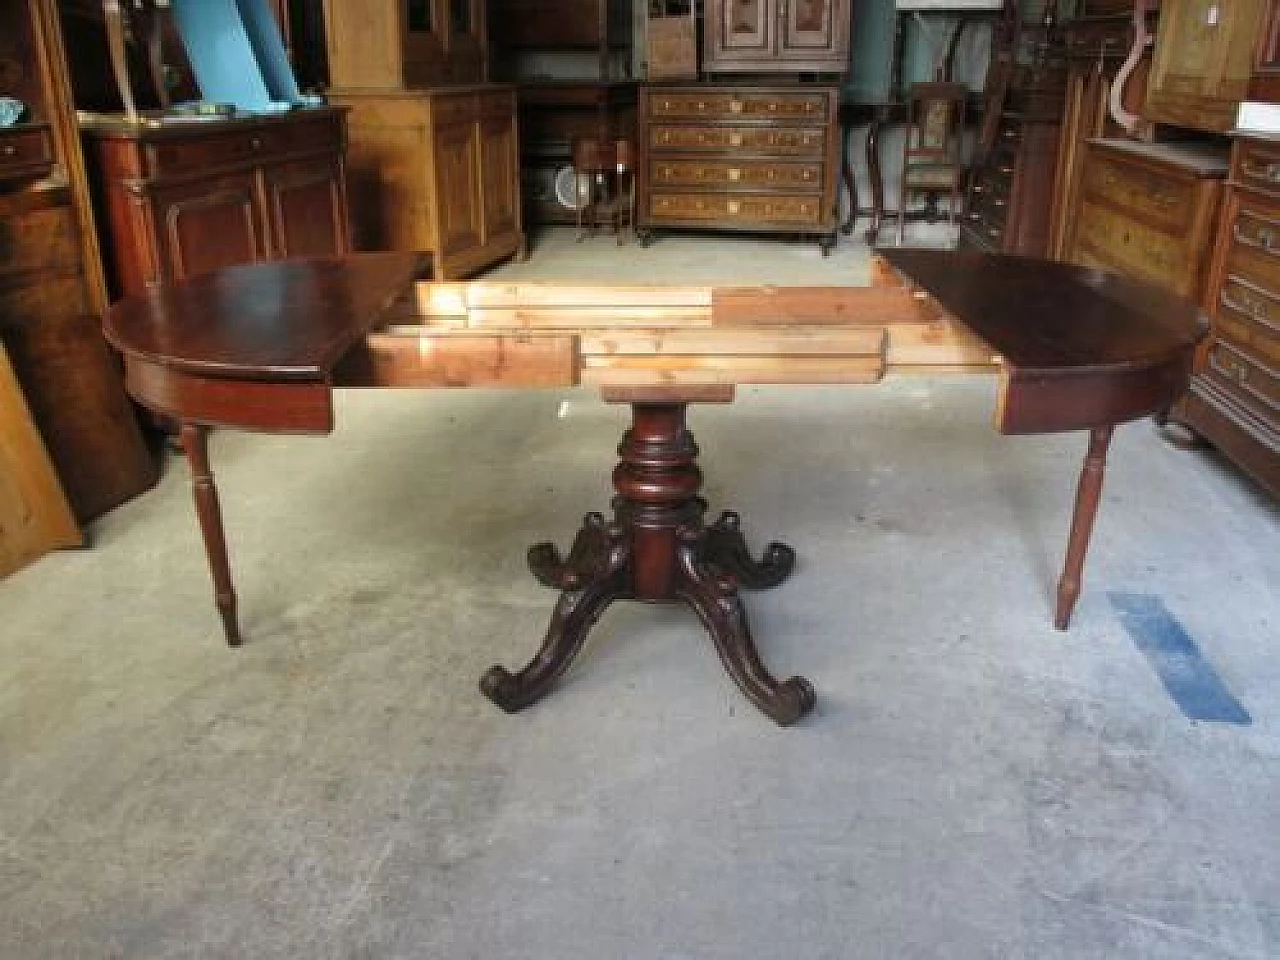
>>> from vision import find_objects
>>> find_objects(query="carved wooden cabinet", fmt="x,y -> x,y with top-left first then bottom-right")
1177,134 -> 1280,496
0,0 -> 155,523
332,86 -> 523,278
1145,0 -> 1269,132
81,108 -> 351,297
1064,139 -> 1227,308
702,0 -> 852,73
637,83 -> 841,249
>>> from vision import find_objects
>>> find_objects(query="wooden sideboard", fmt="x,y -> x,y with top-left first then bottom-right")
331,86 -> 524,279
637,83 -> 841,251
1177,134 -> 1280,496
1064,138 -> 1227,310
81,108 -> 351,298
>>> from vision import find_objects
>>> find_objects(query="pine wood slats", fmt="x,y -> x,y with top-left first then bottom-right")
339,278 -> 996,391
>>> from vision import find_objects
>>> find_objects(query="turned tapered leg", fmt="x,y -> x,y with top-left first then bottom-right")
703,510 -> 795,590
181,423 -> 241,646
481,516 -> 630,713
675,529 -> 815,726
1055,426 -> 1113,631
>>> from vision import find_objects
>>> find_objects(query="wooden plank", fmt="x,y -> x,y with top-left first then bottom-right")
413,281 -> 713,316
0,344 -> 81,578
884,322 -> 999,367
338,333 -> 577,388
464,306 -> 714,329
711,285 -> 927,325
600,384 -> 736,404
580,326 -> 884,357
581,354 -> 885,385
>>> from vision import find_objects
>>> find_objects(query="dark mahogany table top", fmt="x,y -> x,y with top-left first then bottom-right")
878,249 -> 1206,374
105,253 -> 429,380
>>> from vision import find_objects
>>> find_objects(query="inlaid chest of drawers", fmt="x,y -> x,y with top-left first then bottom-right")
1178,134 -> 1280,496
1063,138 -> 1229,310
636,83 -> 841,252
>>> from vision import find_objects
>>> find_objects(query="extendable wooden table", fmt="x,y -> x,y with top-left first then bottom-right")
104,250 -> 1206,724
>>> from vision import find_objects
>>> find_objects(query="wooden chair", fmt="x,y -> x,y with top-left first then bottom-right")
571,136 -> 636,244
898,82 -> 968,246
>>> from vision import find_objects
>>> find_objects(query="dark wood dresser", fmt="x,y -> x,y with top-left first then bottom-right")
962,63 -> 1065,257
1063,138 -> 1228,310
636,83 -> 841,251
1178,134 -> 1280,496
80,108 -> 351,298
1,0 -> 155,523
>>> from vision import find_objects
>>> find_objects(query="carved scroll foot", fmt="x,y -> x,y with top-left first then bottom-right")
676,528 -> 815,726
703,510 -> 795,590
482,516 -> 630,713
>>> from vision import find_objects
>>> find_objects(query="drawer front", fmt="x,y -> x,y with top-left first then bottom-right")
1072,202 -> 1192,295
0,126 -> 55,181
1232,140 -> 1280,193
1082,154 -> 1195,233
649,159 -> 824,191
1226,203 -> 1280,289
1203,340 -> 1280,421
1217,274 -> 1280,366
145,118 -> 341,176
649,125 -> 825,156
646,91 -> 830,120
648,192 -> 823,226
477,90 -> 515,118
0,204 -> 81,282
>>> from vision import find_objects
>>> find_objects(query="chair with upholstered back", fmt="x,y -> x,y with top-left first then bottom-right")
898,81 -> 968,246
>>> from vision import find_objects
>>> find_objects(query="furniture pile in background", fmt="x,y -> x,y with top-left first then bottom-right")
0,0 -> 156,580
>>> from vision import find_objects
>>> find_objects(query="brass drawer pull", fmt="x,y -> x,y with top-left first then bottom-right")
1241,158 -> 1280,183
1233,220 -> 1280,256
1,144 -> 16,157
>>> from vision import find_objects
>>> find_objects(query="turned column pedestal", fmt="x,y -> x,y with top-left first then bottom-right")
480,402 -> 816,726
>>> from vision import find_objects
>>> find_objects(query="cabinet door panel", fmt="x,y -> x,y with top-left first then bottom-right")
708,0 -> 776,63
150,175 -> 267,283
780,0 -> 848,56
432,121 -> 483,256
262,158 -> 351,259
478,113 -> 519,241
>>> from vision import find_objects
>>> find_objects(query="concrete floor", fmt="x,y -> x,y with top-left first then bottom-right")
2,228 -> 1278,958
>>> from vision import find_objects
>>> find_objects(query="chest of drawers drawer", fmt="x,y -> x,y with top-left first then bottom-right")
647,91 -> 830,120
649,159 -> 824,191
143,116 -> 343,177
648,192 -> 823,226
1072,200 -> 1196,296
648,125 -> 825,156
1080,153 -> 1197,234
1202,339 -> 1280,421
0,124 -> 54,182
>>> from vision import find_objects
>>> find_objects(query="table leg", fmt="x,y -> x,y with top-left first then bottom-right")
480,402 -> 814,725
840,118 -> 859,235
181,423 -> 241,646
865,108 -> 887,246
1054,425 -> 1113,631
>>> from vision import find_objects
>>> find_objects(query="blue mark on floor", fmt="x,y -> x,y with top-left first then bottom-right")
1109,592 -> 1251,725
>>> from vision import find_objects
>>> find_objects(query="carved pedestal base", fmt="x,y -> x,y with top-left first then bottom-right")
480,403 -> 814,726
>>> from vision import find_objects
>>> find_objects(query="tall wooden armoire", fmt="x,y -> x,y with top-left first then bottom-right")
321,0 -> 525,279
